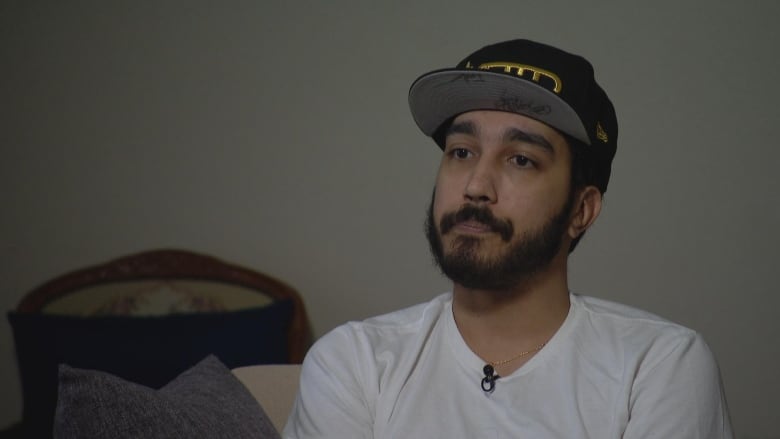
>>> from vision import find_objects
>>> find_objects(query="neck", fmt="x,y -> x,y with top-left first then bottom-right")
451,259 -> 571,375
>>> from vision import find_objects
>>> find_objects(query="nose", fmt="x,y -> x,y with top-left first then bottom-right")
464,161 -> 497,204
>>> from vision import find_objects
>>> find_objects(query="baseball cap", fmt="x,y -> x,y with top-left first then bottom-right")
408,39 -> 618,193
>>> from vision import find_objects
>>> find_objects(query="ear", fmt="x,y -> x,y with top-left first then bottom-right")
568,186 -> 603,240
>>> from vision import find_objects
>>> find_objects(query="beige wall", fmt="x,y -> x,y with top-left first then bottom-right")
2,1 -> 778,436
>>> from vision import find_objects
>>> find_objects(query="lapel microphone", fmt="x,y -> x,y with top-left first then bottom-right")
481,364 -> 499,392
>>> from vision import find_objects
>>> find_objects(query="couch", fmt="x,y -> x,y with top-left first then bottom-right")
7,250 -> 311,438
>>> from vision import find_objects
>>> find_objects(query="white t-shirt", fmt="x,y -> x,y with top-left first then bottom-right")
283,293 -> 733,438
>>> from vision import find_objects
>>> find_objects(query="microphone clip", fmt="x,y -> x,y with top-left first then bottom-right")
481,364 -> 500,393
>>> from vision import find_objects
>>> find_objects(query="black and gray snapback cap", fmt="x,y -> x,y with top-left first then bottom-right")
408,39 -> 618,193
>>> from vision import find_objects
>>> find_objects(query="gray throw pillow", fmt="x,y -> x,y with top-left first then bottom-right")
54,355 -> 281,439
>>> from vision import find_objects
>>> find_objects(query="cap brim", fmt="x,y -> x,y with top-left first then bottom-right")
408,69 -> 590,145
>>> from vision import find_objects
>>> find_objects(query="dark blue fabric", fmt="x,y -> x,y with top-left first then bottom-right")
8,299 -> 293,438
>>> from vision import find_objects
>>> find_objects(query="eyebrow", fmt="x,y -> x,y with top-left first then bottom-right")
503,127 -> 554,153
445,121 -> 476,137
445,121 -> 555,154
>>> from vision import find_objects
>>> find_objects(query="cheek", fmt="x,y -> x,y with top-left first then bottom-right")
433,168 -> 456,203
499,182 -> 568,225
432,185 -> 448,223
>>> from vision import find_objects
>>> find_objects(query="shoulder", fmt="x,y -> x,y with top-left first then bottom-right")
570,294 -> 716,369
303,292 -> 452,370
572,296 -> 734,436
316,292 -> 451,350
573,293 -> 696,340
287,293 -> 452,435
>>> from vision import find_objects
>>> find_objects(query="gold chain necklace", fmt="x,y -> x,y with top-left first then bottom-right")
481,342 -> 547,392
487,343 -> 546,367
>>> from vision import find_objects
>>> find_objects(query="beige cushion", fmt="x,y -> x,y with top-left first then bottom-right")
233,364 -> 301,433
43,280 -> 274,316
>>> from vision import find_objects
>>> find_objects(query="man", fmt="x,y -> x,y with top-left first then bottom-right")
283,39 -> 733,438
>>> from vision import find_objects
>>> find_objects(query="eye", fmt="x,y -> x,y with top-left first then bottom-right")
450,148 -> 473,160
510,154 -> 534,168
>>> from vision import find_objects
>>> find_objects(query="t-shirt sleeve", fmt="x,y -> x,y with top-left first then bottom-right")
283,325 -> 374,439
622,331 -> 734,438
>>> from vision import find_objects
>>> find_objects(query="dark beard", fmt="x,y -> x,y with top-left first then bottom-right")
425,192 -> 573,291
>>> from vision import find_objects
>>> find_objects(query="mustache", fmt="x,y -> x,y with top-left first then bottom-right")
439,205 -> 514,242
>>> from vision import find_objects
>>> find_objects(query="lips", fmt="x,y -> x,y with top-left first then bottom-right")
454,220 -> 493,233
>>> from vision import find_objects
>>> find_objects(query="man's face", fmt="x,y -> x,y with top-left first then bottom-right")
425,110 -> 575,290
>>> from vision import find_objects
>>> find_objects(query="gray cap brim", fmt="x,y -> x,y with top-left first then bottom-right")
408,70 -> 590,145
